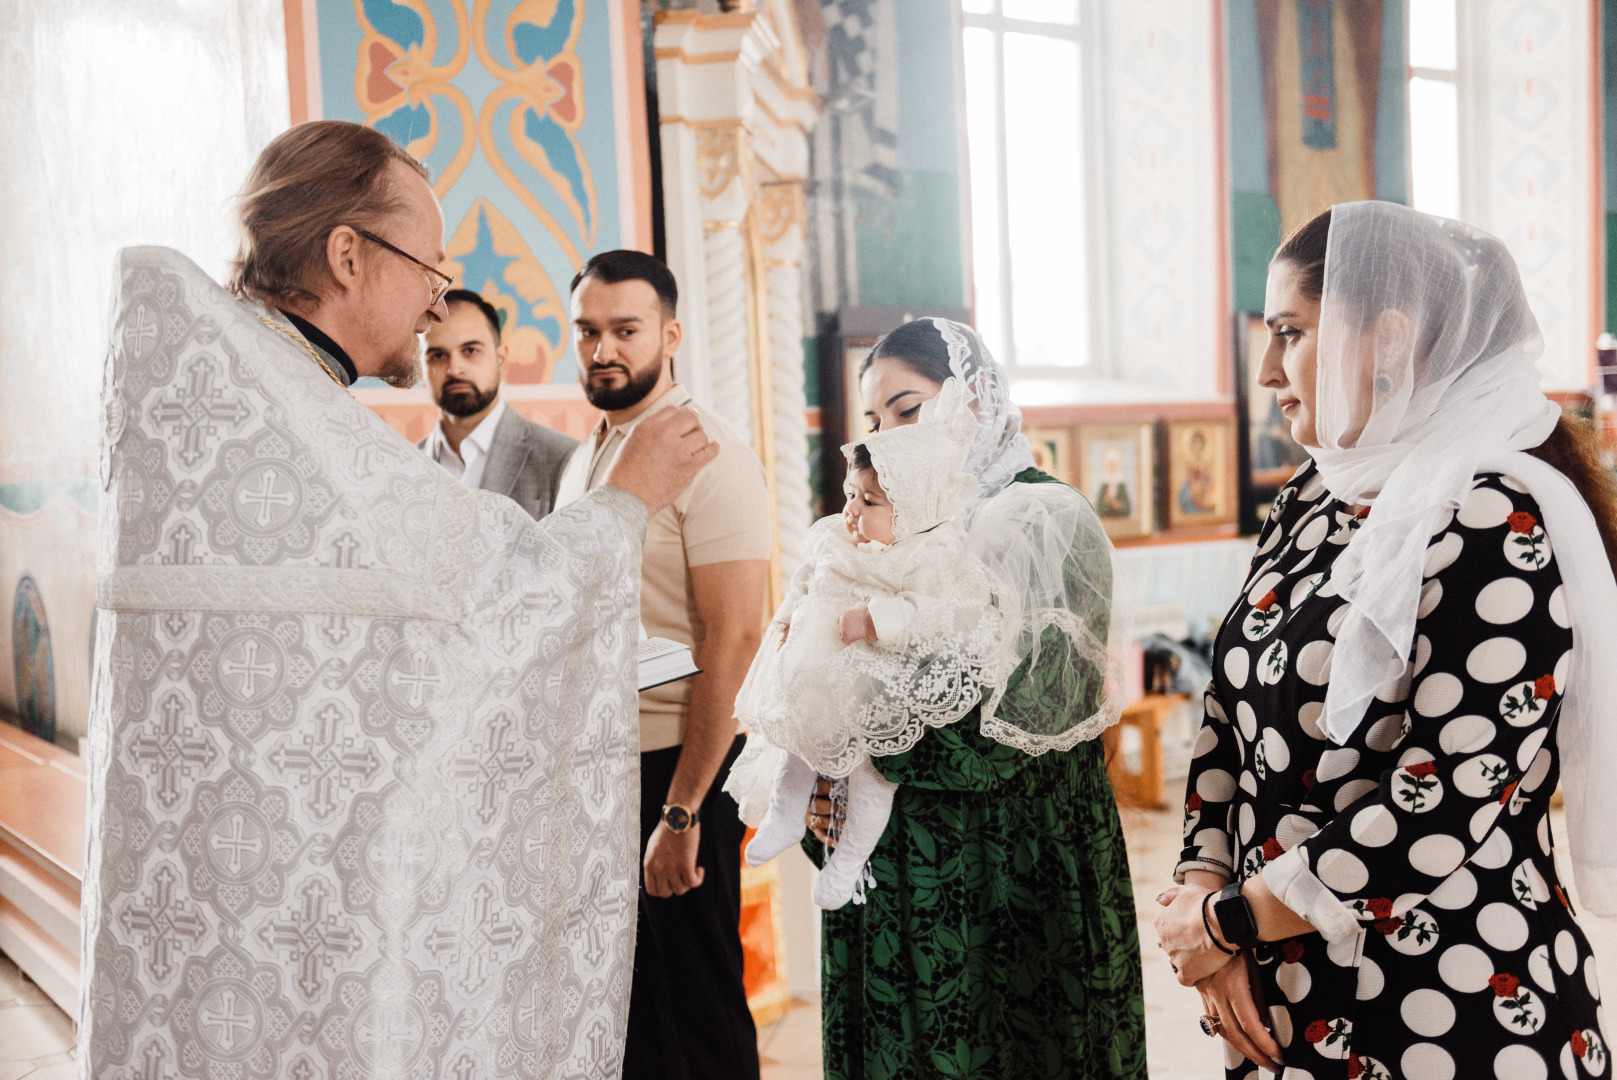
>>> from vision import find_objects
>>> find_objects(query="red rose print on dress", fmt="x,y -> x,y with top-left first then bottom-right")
1573,1030 -> 1588,1057
1303,1017 -> 1353,1059
1504,512 -> 1552,569
1533,674 -> 1555,700
1243,591 -> 1284,639
1393,759 -> 1444,812
1373,918 -> 1402,935
1262,838 -> 1283,860
1489,972 -> 1545,1034
1186,793 -> 1203,811
1366,897 -> 1393,920
1282,940 -> 1305,964
1302,769 -> 1316,788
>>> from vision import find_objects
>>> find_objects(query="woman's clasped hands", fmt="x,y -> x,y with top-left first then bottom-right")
1154,882 -> 1283,1072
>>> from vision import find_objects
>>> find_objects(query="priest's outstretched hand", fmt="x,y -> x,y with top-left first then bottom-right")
604,405 -> 719,514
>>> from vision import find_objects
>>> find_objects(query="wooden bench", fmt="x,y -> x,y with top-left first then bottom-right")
0,724 -> 83,1013
1103,693 -> 1189,810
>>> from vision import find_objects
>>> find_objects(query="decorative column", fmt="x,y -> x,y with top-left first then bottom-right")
654,2 -> 819,592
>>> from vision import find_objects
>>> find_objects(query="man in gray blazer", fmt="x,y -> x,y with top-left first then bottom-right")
420,289 -> 578,519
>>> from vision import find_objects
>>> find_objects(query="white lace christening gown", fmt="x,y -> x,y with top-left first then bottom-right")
730,517 -> 1003,909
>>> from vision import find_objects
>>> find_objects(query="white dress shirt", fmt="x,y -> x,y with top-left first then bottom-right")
425,399 -> 505,489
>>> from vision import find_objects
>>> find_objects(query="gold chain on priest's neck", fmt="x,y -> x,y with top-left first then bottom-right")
258,316 -> 348,391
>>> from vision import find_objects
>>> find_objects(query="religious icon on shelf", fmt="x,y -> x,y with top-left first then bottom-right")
1076,422 -> 1155,540
1235,312 -> 1310,533
1025,426 -> 1072,484
1164,418 -> 1237,530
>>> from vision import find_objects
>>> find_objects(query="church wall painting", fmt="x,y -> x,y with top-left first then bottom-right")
1226,0 -> 1408,311
0,481 -> 99,753
11,574 -> 56,746
305,0 -> 652,388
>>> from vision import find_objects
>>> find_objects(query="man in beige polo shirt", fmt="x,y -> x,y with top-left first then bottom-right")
554,250 -> 770,1080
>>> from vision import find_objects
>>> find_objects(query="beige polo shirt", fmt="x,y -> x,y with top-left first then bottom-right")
553,384 -> 772,752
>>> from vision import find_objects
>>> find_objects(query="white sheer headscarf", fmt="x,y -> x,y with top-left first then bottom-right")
1310,200 -> 1617,915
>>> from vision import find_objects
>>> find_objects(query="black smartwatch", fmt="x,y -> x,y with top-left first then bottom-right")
661,803 -> 700,833
1211,882 -> 1262,951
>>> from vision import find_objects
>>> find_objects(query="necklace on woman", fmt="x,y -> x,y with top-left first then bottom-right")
258,316 -> 347,390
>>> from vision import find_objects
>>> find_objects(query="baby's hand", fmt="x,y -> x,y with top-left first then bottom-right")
839,607 -> 877,645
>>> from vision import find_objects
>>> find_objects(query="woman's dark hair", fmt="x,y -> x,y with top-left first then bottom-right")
1272,206 -> 1331,302
848,443 -> 874,474
1525,415 -> 1617,581
858,318 -> 976,383
1272,205 -> 1617,579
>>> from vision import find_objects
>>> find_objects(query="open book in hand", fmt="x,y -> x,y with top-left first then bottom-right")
638,633 -> 700,692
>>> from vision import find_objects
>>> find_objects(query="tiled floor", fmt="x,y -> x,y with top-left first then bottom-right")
0,953 -> 75,1080
759,803 -> 1617,1079
8,805 -> 1613,1079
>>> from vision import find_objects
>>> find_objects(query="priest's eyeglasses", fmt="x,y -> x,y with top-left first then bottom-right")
354,228 -> 455,306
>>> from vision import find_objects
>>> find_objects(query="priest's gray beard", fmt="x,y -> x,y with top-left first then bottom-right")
376,331 -> 425,388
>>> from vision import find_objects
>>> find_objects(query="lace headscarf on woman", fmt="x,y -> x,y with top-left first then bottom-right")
869,317 -> 1123,754
1308,200 -> 1617,915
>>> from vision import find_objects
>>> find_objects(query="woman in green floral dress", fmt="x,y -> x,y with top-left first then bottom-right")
803,318 -> 1146,1079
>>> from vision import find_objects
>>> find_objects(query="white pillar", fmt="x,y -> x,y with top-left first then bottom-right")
654,4 -> 821,590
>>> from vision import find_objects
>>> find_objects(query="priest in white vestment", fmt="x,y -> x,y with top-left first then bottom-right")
79,121 -> 716,1080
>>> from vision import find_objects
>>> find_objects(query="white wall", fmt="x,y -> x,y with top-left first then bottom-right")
1465,0 -> 1597,392
1092,0 -> 1226,401
0,0 -> 290,746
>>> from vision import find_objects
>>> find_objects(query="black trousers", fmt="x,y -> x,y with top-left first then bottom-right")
622,735 -> 759,1080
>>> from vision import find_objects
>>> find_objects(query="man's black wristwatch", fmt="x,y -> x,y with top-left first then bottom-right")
1211,882 -> 1262,951
661,803 -> 700,833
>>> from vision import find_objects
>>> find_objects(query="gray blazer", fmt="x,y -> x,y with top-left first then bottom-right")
420,406 -> 579,521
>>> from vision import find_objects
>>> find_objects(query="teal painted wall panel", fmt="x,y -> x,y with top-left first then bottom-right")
855,171 -> 966,308
851,0 -> 966,310
1232,190 -> 1283,313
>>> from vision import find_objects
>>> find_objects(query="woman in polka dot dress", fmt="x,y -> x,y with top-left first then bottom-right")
1155,201 -> 1617,1080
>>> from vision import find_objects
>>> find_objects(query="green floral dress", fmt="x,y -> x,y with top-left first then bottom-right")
805,469 -> 1146,1080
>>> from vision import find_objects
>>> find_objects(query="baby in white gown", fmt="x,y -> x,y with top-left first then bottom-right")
726,379 -> 1006,908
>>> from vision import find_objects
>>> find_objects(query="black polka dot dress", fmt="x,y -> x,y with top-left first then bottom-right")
1178,462 -> 1610,1080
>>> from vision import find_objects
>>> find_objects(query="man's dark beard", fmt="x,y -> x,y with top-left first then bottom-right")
438,378 -> 499,417
583,360 -> 663,411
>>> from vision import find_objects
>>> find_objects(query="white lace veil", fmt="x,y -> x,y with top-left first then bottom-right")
920,317 -> 1037,501
846,376 -> 978,541
898,319 -> 1122,753
1311,200 -> 1617,916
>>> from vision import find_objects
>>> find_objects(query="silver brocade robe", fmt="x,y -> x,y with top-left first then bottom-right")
82,247 -> 643,1079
